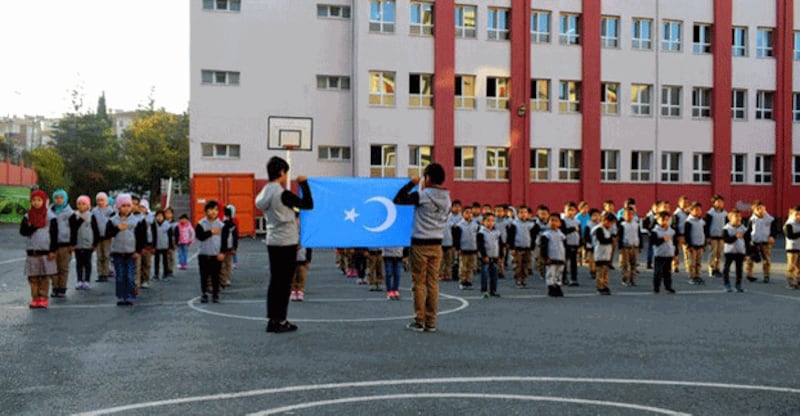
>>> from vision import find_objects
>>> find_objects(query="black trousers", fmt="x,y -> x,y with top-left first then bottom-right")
75,249 -> 93,282
198,255 -> 221,295
267,245 -> 298,322
154,249 -> 170,277
723,253 -> 745,285
653,257 -> 673,291
562,245 -> 579,282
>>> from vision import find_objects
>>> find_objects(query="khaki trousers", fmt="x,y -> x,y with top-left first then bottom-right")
52,246 -> 71,290
292,263 -> 308,291
140,249 -> 152,284
29,275 -> 51,300
786,252 -> 800,287
410,245 -> 442,328
708,239 -> 724,272
672,236 -> 690,272
513,249 -> 532,284
220,254 -> 233,287
368,253 -> 384,286
439,247 -> 455,279
745,243 -> 772,277
688,246 -> 704,278
459,252 -> 477,284
619,247 -> 639,283
96,239 -> 112,277
596,263 -> 610,290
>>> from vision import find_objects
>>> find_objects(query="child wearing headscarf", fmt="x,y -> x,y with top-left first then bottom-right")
50,189 -> 74,298
135,199 -> 157,289
106,194 -> 143,306
71,195 -> 99,290
92,192 -> 115,282
20,190 -> 58,308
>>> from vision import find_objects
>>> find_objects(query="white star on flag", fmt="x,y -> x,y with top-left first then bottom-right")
344,208 -> 359,223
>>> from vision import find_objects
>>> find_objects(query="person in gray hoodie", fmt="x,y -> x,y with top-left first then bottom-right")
195,201 -> 225,304
70,195 -> 99,290
92,192 -> 115,282
106,194 -> 143,306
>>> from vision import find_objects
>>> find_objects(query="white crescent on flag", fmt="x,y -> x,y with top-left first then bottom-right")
363,196 -> 397,233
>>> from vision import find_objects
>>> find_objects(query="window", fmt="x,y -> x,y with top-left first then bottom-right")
601,83 -> 619,115
795,31 -> 800,60
530,148 -> 550,181
531,10 -> 551,43
754,154 -> 773,184
370,145 -> 396,177
601,150 -> 620,181
316,75 -> 351,91
601,16 -> 619,48
454,146 -> 476,180
794,155 -> 800,184
409,73 -> 433,107
662,20 -> 682,51
630,151 -> 652,182
369,0 -> 396,33
201,143 -> 240,159
201,70 -> 240,86
794,92 -> 800,121
731,154 -> 746,184
369,71 -> 395,106
558,150 -> 581,181
756,90 -> 774,120
410,1 -> 434,35
531,79 -> 550,112
408,145 -> 432,177
488,8 -> 510,40
692,153 -> 712,183
757,28 -> 774,58
485,147 -> 509,180
692,87 -> 712,119
317,4 -> 351,19
455,5 -> 477,38
631,84 -> 652,116
559,13 -> 580,45
559,81 -> 581,113
203,0 -> 240,11
661,152 -> 681,183
318,146 -> 351,161
693,23 -> 712,54
732,26 -> 747,57
632,18 -> 653,50
731,89 -> 747,120
486,77 -> 510,110
661,86 -> 682,117
455,75 -> 476,109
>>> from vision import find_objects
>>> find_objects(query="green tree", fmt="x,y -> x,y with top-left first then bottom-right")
97,92 -> 108,121
29,147 -> 72,192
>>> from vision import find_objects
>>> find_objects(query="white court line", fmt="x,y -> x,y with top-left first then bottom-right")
73,376 -> 800,416
749,290 -> 800,302
0,257 -> 25,265
247,393 -> 688,416
457,290 -> 728,300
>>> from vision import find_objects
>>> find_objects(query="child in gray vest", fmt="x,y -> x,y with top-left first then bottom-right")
195,200 -> 225,304
722,209 -> 749,292
20,190 -> 58,308
71,195 -> 99,290
478,212 -> 503,298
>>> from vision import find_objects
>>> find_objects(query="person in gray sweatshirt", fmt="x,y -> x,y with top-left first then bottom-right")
195,201 -> 225,304
92,192 -> 115,282
106,194 -> 143,306
394,163 -> 451,333
255,156 -> 313,334
70,195 -> 99,290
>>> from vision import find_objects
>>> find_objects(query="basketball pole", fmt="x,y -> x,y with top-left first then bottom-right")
286,147 -> 292,192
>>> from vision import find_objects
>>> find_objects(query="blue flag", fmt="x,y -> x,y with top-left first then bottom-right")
300,177 -> 415,248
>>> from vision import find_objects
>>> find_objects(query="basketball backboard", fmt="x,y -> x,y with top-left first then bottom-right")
267,116 -> 313,151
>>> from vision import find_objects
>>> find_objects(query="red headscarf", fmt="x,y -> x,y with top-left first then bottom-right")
28,190 -> 48,229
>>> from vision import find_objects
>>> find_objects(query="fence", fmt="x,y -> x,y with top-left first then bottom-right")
0,160 -> 37,187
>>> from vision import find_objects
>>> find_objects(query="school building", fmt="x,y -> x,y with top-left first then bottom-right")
189,0 -> 800,221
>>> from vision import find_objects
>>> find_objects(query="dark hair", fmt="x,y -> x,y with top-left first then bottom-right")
690,201 -> 702,210
179,214 -> 189,220
131,195 -> 140,202
625,198 -> 636,206
423,163 -> 445,185
518,205 -> 529,212
204,200 -> 219,212
604,213 -> 618,223
155,209 -> 165,217
165,207 -> 174,214
548,213 -> 561,222
565,201 -> 577,209
624,206 -> 635,213
603,200 -> 615,206
752,199 -> 764,207
472,202 -> 481,208
658,211 -> 671,220
452,199 -> 462,206
483,212 -> 495,219
712,194 -> 724,202
267,156 -> 290,181
729,208 -> 741,215
589,208 -> 601,216
537,204 -> 549,212
224,206 -> 233,217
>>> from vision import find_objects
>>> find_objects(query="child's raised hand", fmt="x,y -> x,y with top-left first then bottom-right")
736,233 -> 744,239
296,176 -> 308,183
410,176 -> 421,185
118,223 -> 128,231
211,228 -> 221,235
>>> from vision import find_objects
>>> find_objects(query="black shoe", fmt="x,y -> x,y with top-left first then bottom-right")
609,265 -> 616,270
406,322 -> 425,332
498,273 -> 505,279
200,294 -> 209,303
266,320 -> 298,333
666,288 -> 676,294
554,285 -> 565,297
746,276 -> 757,282
653,288 -> 660,294
646,264 -> 653,270
490,292 -> 501,297
212,294 -> 219,303
50,291 -> 59,298
763,276 -> 770,283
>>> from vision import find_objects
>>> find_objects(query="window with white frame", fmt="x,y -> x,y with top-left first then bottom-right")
201,70 -> 240,86
455,5 -> 477,38
662,20 -> 682,51
630,151 -> 652,182
454,146 -> 476,180
559,13 -> 581,45
318,146 -> 351,161
531,79 -> 550,112
692,23 -> 712,54
661,152 -> 681,183
317,4 -> 351,19
632,18 -> 653,50
757,28 -> 774,58
316,75 -> 351,91
731,89 -> 747,120
488,8 -> 510,40
410,1 -> 433,35
201,143 -> 240,159
795,31 -> 800,60
794,155 -> 800,184
754,154 -> 773,184
486,147 -> 509,180
530,148 -> 550,181
732,26 -> 747,57
558,149 -> 581,181
600,150 -> 620,182
692,87 -> 712,119
369,71 -> 395,106
601,82 -> 619,115
531,10 -> 551,43
370,144 -> 396,177
408,145 -> 432,177
601,16 -> 619,48
756,90 -> 774,120
455,75 -> 476,109
692,153 -> 712,183
794,92 -> 800,121
731,154 -> 746,184
559,81 -> 581,113
369,0 -> 396,33
631,84 -> 652,116
203,0 -> 240,11
661,86 -> 682,117
409,73 -> 433,107
486,77 -> 510,110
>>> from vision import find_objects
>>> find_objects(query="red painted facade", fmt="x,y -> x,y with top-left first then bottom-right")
433,0 -> 455,189
509,0 -> 532,205
712,0 -> 733,200
775,0 -> 795,216
580,0 -> 602,208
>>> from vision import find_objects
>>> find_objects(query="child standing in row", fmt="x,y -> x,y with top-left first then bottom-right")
50,189 -> 73,298
651,212 -> 677,294
107,194 -> 142,306
592,213 -> 616,295
195,201 -> 225,304
706,195 -> 728,278
722,209 -> 749,292
383,247 -> 404,300
618,207 -> 640,286
784,206 -> 800,290
453,208 -> 478,290
507,205 -> 534,289
154,210 -> 173,280
136,200 -> 156,289
71,195 -> 99,290
20,190 -> 58,309
165,207 -> 177,275
684,202 -> 707,285
176,214 -> 195,270
541,214 -> 566,297
92,192 -> 115,282
220,205 -> 239,289
478,212 -> 502,298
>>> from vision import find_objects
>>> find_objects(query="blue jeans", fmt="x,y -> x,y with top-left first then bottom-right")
112,254 -> 136,301
384,257 -> 401,291
481,260 -> 498,293
178,244 -> 189,266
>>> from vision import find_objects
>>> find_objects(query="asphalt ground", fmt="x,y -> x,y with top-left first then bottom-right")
0,223 -> 798,415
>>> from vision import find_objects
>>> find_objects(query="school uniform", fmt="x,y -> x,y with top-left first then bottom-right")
641,210 -> 658,268
477,225 -> 503,296
439,213 -> 461,280
154,219 -> 173,279
51,204 -> 75,296
20,210 -> 58,306
195,217 -> 224,301
507,218 -> 535,286
540,228 -> 567,297
291,246 -> 312,293
671,208 -> 691,273
383,247 -> 404,296
722,223 -> 749,290
135,213 -> 157,288
453,219 -> 479,288
705,208 -> 728,276
650,226 -> 676,293
560,214 -> 581,285
219,218 -> 239,289
532,217 -> 548,278
367,248 -> 384,289
783,220 -> 800,289
71,211 -> 100,285
745,213 -> 778,281
107,214 -> 144,303
583,220 -> 598,278
495,216 -> 510,277
617,219 -> 641,285
91,204 -> 115,280
684,215 -> 707,281
591,224 -> 614,293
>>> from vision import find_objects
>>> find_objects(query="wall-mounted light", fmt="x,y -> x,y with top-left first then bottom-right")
517,105 -> 527,117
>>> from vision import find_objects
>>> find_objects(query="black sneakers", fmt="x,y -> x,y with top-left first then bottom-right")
406,322 -> 425,332
200,294 -> 209,303
266,320 -> 298,333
